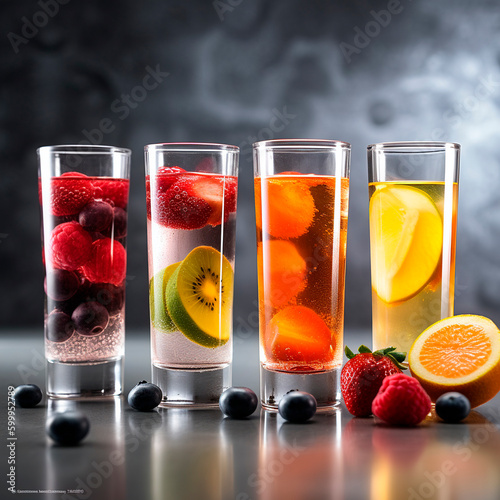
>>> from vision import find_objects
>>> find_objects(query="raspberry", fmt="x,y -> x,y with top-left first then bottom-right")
49,175 -> 94,216
93,179 -> 129,208
49,222 -> 92,271
372,374 -> 431,426
81,238 -> 127,285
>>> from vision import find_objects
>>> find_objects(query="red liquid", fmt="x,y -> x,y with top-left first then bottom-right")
40,174 -> 129,363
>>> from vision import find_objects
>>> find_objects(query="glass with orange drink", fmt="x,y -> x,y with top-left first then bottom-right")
253,139 -> 350,409
368,142 -> 460,354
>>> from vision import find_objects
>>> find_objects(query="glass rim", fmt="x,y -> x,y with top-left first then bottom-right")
253,139 -> 351,151
37,144 -> 131,155
144,142 -> 239,153
367,141 -> 460,153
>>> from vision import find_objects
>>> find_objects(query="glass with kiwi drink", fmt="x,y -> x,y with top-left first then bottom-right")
145,143 -> 239,407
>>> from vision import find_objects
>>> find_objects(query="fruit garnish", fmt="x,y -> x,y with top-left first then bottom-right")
267,306 -> 332,363
46,411 -> 90,445
92,179 -> 129,208
150,175 -> 212,230
49,176 -> 94,216
341,345 -> 406,417
149,262 -> 180,333
372,373 -> 431,426
88,283 -> 125,316
78,200 -> 113,232
45,269 -> 80,301
255,177 -> 316,239
14,385 -> 43,408
49,221 -> 92,271
71,301 -> 109,336
166,246 -> 233,348
408,315 -> 500,408
190,175 -> 237,227
128,381 -> 162,411
369,185 -> 443,303
278,391 -> 317,423
257,240 -> 306,308
81,238 -> 127,285
46,310 -> 75,342
435,392 -> 471,423
219,387 -> 258,419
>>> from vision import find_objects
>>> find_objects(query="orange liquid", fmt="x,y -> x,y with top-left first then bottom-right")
255,175 -> 349,373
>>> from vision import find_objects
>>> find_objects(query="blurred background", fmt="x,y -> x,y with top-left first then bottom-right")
1,0 -> 500,336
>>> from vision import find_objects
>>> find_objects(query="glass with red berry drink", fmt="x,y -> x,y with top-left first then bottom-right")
253,139 -> 350,410
145,143 -> 239,407
38,145 -> 130,398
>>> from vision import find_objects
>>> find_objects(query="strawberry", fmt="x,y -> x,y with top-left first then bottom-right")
146,167 -> 186,220
190,175 -> 238,226
49,175 -> 94,216
341,345 -> 406,417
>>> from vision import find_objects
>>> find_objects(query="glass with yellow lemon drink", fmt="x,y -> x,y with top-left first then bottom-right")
367,142 -> 460,354
253,139 -> 350,410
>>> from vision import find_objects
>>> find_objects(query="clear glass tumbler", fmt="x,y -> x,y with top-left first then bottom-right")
367,141 -> 460,354
253,139 -> 350,410
145,143 -> 239,407
38,144 -> 131,398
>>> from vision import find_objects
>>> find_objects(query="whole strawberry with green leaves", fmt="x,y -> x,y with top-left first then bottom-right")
341,345 -> 406,417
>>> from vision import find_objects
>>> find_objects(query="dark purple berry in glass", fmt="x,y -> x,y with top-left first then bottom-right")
45,270 -> 80,301
79,201 -> 113,232
47,411 -> 90,445
88,283 -> 125,316
103,207 -> 127,239
46,310 -> 75,342
14,384 -> 43,408
72,301 -> 109,336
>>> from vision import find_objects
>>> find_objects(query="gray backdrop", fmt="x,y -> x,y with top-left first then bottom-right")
1,0 -> 500,335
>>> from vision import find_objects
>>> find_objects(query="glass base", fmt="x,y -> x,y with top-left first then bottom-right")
152,363 -> 231,408
260,365 -> 341,411
46,358 -> 123,399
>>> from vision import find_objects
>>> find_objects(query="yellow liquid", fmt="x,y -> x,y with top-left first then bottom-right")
369,181 -> 458,353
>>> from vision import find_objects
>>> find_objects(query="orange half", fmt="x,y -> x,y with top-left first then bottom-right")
409,315 -> 500,407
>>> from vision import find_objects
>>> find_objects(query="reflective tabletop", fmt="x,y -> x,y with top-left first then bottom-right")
2,331 -> 500,500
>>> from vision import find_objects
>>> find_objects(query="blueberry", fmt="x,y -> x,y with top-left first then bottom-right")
46,310 -> 75,342
435,392 -> 471,423
103,207 -> 127,239
47,411 -> 90,445
71,301 -> 109,336
88,283 -> 125,316
45,269 -> 80,301
278,391 -> 317,423
14,385 -> 43,408
219,387 -> 258,419
79,201 -> 113,232
128,381 -> 162,411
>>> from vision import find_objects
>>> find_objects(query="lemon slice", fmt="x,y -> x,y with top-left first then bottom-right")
409,315 -> 500,407
369,185 -> 443,303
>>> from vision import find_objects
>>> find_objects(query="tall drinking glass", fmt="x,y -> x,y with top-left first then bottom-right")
38,145 -> 131,398
253,139 -> 350,410
145,143 -> 239,407
368,142 -> 460,354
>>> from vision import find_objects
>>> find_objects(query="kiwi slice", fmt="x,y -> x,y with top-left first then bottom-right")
166,246 -> 234,348
149,262 -> 180,333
